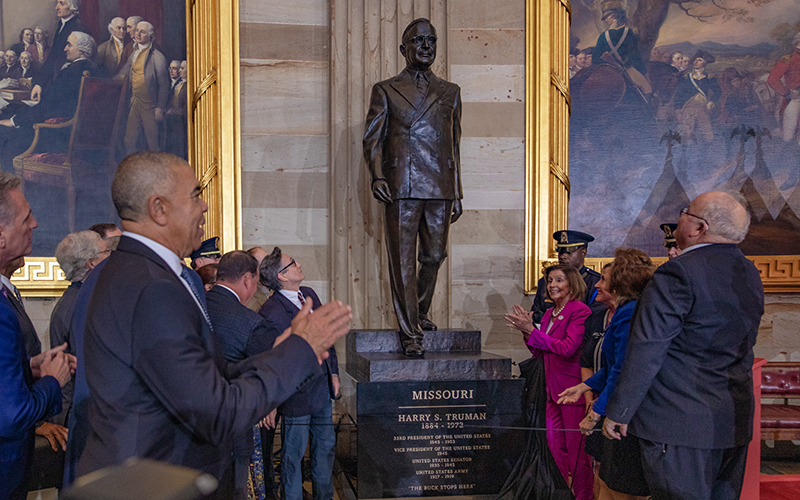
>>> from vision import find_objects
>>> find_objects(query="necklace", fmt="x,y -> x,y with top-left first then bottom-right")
552,303 -> 566,319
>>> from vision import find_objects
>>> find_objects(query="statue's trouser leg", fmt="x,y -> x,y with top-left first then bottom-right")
417,200 -> 453,320
384,199 -> 424,343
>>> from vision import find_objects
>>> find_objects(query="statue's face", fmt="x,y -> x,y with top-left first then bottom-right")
400,22 -> 437,71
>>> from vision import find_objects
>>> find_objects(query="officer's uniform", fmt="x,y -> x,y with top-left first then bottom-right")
531,230 -> 603,324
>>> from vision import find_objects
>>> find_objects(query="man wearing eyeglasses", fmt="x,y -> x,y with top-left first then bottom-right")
531,230 -> 603,325
604,191 -> 764,500
363,18 -> 463,357
257,247 -> 339,500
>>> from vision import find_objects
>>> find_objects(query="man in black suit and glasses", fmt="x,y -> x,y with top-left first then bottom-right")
363,18 -> 463,357
604,191 -> 764,500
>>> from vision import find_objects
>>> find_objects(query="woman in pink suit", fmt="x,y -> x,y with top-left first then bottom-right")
506,264 -> 593,500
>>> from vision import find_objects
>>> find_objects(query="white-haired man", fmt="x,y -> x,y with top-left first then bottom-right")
96,17 -> 126,77
49,231 -> 109,425
117,21 -> 169,154
0,32 -> 96,172
33,0 -> 92,91
604,191 -> 764,500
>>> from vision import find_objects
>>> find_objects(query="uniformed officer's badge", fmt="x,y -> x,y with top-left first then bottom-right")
560,232 -> 568,243
664,226 -> 673,238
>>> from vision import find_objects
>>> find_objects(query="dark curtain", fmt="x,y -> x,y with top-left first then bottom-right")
496,357 -> 575,500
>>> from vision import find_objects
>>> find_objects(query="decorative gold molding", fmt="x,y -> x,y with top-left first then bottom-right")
16,1 -> 240,297
10,259 -> 67,297
586,256 -> 799,293
525,0 -> 571,294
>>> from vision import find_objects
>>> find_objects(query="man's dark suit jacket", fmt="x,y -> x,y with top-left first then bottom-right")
363,68 -> 462,201
207,285 -> 274,363
78,236 -> 323,484
3,283 -> 40,358
258,287 -> 338,417
34,16 -> 91,90
49,281 -> 81,425
0,293 -> 61,500
605,244 -> 764,449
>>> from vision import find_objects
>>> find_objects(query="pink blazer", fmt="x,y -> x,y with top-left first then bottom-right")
526,300 -> 591,403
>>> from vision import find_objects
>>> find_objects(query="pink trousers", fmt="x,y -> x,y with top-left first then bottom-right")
546,399 -> 593,500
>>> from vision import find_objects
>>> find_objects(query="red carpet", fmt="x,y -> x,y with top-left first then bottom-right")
760,475 -> 800,500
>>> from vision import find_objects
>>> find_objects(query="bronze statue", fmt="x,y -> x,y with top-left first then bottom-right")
363,18 -> 463,357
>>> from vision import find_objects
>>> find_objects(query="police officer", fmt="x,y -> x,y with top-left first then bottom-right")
531,230 -> 603,324
190,236 -> 222,269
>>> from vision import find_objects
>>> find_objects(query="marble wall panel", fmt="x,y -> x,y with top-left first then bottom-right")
240,0 -> 329,26
448,29 -> 525,66
241,60 -> 328,99
241,96 -> 328,135
461,102 -> 525,137
450,209 -> 523,246
448,0 -> 525,30
242,172 -> 328,209
241,135 -> 328,173
451,65 -> 524,102
243,208 -> 328,246
240,23 -> 329,61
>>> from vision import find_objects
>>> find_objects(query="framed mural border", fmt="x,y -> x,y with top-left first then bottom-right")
13,0 -> 242,297
523,0 -> 800,294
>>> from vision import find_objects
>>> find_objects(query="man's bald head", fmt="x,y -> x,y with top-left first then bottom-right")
111,152 -> 184,222
693,191 -> 750,243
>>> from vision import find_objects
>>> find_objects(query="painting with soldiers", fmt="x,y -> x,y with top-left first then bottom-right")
569,0 -> 800,256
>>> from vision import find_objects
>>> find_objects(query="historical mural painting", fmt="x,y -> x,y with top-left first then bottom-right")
568,0 -> 800,257
1,0 -> 187,255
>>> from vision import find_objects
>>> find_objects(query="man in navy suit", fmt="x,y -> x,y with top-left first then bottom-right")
604,191 -> 764,500
206,250 -> 279,500
78,152 -> 351,498
258,247 -> 339,500
0,172 -> 73,500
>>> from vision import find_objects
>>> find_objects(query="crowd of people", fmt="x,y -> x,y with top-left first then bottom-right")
506,193 -> 764,500
0,0 -> 188,175
0,152 -> 352,500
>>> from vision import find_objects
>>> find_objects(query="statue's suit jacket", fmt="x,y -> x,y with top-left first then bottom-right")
363,68 -> 463,201
78,236 -> 323,487
606,244 -> 764,449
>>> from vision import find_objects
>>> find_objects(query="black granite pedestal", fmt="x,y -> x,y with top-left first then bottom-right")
345,329 -> 524,498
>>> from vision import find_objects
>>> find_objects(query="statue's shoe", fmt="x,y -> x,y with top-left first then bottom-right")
419,317 -> 438,331
403,341 -> 425,357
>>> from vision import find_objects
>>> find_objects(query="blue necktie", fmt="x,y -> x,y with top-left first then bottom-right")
180,266 -> 212,328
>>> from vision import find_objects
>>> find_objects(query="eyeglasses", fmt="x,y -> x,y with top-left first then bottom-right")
680,207 -> 708,228
279,258 -> 296,274
407,35 -> 437,46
